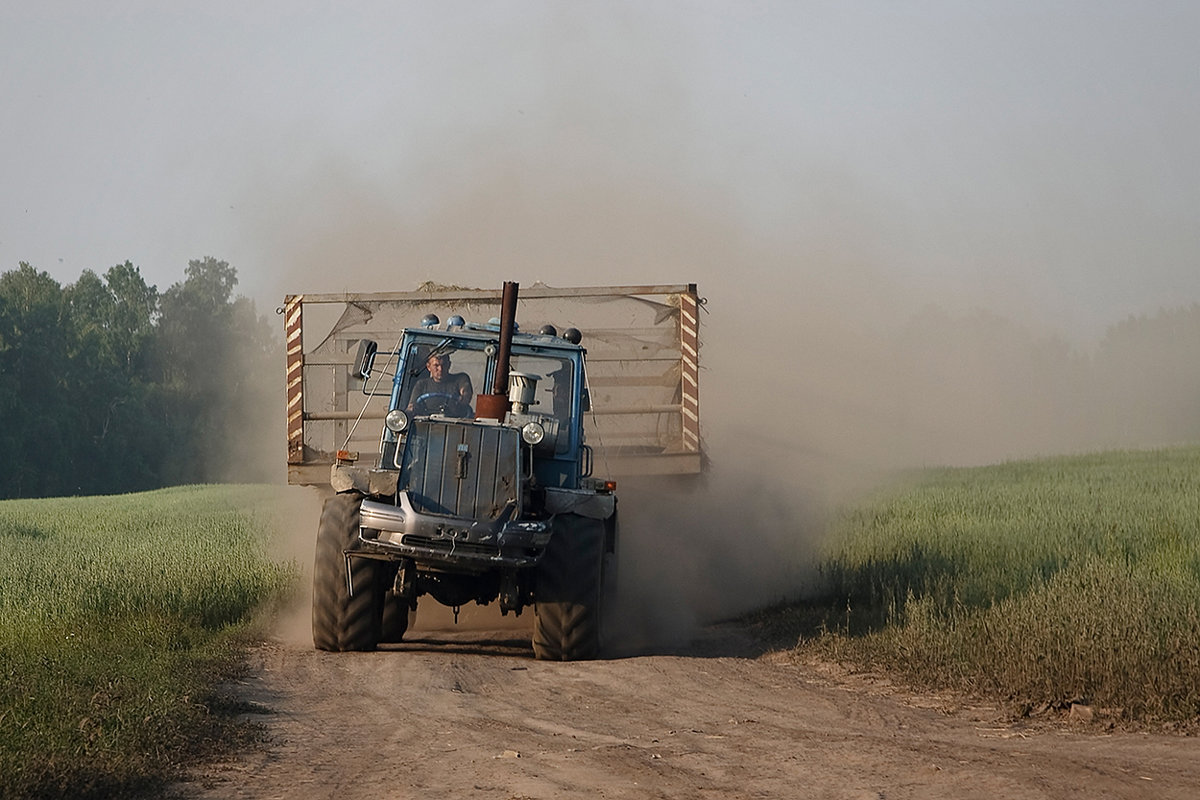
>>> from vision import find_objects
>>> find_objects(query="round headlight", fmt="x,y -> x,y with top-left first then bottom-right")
385,409 -> 410,433
521,421 -> 546,445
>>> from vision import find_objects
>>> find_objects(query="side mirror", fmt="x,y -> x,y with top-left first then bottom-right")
353,339 -> 378,381
580,387 -> 591,413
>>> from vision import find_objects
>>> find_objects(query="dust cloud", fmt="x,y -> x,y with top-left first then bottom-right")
231,19 -> 1198,649
264,485 -> 325,647
245,159 -> 1199,648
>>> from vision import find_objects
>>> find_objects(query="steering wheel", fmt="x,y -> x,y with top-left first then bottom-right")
413,391 -> 471,417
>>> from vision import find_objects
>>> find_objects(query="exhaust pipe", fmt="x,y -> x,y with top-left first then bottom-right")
475,280 -> 519,421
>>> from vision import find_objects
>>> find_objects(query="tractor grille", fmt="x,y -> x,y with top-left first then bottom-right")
399,535 -> 502,558
399,420 -> 520,520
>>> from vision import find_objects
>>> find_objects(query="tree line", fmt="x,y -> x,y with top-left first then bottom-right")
0,258 -> 277,499
878,302 -> 1200,466
2,257 -> 1198,497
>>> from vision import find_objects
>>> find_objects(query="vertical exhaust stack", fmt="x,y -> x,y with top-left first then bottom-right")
475,281 -> 519,421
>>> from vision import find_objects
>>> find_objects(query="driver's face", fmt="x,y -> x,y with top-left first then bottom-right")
427,356 -> 447,381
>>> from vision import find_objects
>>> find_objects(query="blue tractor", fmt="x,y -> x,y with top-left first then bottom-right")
311,282 -> 618,660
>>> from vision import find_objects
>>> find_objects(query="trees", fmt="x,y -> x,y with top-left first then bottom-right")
880,303 -> 1200,465
154,257 -> 278,485
0,258 -> 276,499
1095,304 -> 1200,447
61,263 -> 162,493
0,264 -> 72,496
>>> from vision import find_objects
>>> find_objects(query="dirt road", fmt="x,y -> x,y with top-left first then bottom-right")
181,613 -> 1199,800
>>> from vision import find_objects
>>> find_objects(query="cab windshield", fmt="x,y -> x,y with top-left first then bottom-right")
508,353 -> 575,422
398,341 -> 487,418
397,339 -> 575,426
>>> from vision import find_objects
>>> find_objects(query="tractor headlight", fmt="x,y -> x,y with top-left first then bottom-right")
384,409 -> 410,433
521,421 -> 546,445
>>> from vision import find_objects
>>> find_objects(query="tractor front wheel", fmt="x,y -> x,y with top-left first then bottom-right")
312,493 -> 383,652
533,514 -> 607,661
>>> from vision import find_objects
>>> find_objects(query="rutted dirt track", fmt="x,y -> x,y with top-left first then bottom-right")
181,618 -> 1200,800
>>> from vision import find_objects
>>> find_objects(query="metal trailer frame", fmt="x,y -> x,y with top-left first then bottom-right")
283,283 -> 703,486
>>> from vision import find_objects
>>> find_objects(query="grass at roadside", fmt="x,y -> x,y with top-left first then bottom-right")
790,447 -> 1200,722
0,485 -> 300,799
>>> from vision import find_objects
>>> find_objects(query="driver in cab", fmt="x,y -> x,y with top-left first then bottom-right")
407,352 -> 474,417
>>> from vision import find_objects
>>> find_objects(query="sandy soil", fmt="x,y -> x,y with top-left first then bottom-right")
179,609 -> 1200,800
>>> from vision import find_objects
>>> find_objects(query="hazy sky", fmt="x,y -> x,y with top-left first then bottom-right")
4,1 -> 1198,342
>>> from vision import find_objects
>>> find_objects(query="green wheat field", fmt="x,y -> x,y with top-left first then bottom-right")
799,446 -> 1200,722
0,485 -> 298,799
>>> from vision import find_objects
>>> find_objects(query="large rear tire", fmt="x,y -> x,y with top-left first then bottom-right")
312,493 -> 383,651
533,514 -> 606,661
